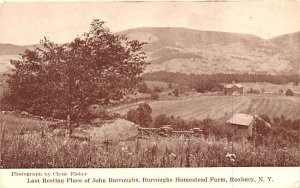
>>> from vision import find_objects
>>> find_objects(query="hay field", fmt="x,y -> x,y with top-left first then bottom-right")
112,95 -> 300,120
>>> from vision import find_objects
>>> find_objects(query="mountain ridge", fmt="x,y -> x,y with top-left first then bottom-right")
1,27 -> 299,75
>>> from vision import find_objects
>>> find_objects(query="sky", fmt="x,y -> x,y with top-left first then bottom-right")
1,1 -> 300,45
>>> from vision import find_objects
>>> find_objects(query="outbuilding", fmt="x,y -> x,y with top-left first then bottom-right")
224,82 -> 243,95
226,113 -> 271,137
226,113 -> 255,137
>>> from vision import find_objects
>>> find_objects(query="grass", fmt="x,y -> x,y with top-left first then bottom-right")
0,114 -> 299,168
111,95 -> 300,120
0,114 -> 50,133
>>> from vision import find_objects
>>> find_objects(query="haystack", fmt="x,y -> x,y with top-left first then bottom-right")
72,118 -> 139,142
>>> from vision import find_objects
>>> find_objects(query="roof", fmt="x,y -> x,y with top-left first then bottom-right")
226,113 -> 255,127
234,83 -> 243,88
224,84 -> 234,88
224,83 -> 243,89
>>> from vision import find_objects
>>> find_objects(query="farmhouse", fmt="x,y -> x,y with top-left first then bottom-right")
226,113 -> 271,137
224,82 -> 243,95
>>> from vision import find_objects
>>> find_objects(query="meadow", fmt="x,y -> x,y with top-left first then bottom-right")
111,95 -> 300,120
1,80 -> 299,168
0,114 -> 299,168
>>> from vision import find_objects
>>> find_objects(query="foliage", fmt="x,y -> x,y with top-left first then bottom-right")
1,113 -> 299,168
285,89 -> 294,96
87,105 -> 110,120
153,114 -> 233,140
272,115 -> 300,130
2,19 -> 147,134
253,118 -> 271,136
172,88 -> 179,97
291,119 -> 300,130
126,103 -> 152,127
259,114 -> 271,123
142,71 -> 300,92
150,91 -> 159,100
247,88 -> 260,94
153,85 -> 163,93
250,115 -> 299,148
154,114 -> 171,127
137,81 -> 149,93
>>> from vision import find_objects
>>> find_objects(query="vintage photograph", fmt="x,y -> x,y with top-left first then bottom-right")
0,1 -> 299,169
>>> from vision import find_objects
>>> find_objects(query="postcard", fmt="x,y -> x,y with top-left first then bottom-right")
0,1 -> 299,188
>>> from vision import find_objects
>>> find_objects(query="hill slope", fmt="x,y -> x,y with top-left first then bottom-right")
1,28 -> 299,74
120,28 -> 300,75
0,44 -> 41,72
0,44 -> 40,55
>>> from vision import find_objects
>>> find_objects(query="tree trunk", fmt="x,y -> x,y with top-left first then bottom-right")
66,114 -> 72,137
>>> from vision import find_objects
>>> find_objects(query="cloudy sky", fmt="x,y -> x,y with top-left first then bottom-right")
1,1 -> 300,45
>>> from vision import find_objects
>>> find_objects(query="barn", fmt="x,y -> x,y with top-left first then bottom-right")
226,113 -> 271,137
224,82 -> 243,95
226,113 -> 255,137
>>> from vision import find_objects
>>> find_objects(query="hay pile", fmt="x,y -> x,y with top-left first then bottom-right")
72,118 -> 139,142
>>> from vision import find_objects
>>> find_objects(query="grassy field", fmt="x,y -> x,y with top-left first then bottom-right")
0,115 -> 299,168
111,95 -> 300,120
0,81 -> 299,168
1,114 -> 299,168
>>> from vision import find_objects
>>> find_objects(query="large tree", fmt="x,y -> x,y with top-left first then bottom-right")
2,19 -> 147,135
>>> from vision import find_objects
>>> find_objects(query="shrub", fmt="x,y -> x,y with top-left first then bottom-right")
150,92 -> 159,100
285,89 -> 294,96
247,88 -> 260,94
153,86 -> 163,93
88,105 -> 109,119
259,114 -> 271,123
126,103 -> 152,127
173,89 -> 179,97
291,119 -> 300,130
154,114 -> 171,127
137,81 -> 149,93
253,119 -> 271,136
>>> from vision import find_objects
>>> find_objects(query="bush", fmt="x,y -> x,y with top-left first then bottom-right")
137,81 -> 149,93
247,88 -> 260,94
154,114 -> 171,127
151,92 -> 159,100
291,119 -> 300,130
285,89 -> 294,96
126,103 -> 152,127
259,114 -> 271,124
173,89 -> 179,97
88,105 -> 109,119
153,86 -> 163,93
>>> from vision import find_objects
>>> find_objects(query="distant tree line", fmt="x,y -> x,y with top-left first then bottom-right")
143,71 -> 299,92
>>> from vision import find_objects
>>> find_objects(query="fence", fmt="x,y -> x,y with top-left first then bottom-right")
138,126 -> 203,137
